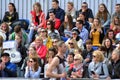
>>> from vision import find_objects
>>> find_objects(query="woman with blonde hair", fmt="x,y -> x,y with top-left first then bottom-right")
90,18 -> 104,46
24,57 -> 41,78
88,50 -> 109,79
68,54 -> 83,78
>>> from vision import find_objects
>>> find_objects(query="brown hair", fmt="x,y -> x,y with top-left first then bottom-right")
86,39 -> 92,44
91,17 -> 102,29
14,25 -> 21,33
28,46 -> 38,58
64,14 -> 73,30
0,22 -> 9,32
0,35 -> 3,47
111,16 -> 120,28
96,3 -> 110,22
67,2 -> 74,7
33,2 -> 42,12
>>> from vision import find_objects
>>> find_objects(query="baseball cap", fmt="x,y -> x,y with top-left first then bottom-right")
1,53 -> 10,57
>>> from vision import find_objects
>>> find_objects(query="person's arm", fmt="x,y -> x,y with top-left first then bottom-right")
2,12 -> 8,22
103,14 -> 111,27
24,66 -> 30,78
46,57 -> 66,78
99,64 -> 109,79
38,12 -> 46,28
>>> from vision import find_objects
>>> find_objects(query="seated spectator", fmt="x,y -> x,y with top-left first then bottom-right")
46,20 -> 60,39
9,25 -> 29,47
96,3 -> 111,28
24,57 -> 41,78
29,2 -> 45,43
46,0 -> 65,22
110,16 -> 120,30
72,20 -> 88,44
103,29 -> 116,45
66,2 -> 76,22
68,54 -> 83,78
112,24 -> 120,35
37,28 -> 52,49
45,10 -> 61,30
0,53 -> 17,77
111,4 -> 120,20
66,29 -> 84,51
2,3 -> 19,25
81,39 -> 94,78
76,2 -> 94,22
15,34 -> 27,77
0,22 -> 9,41
77,12 -> 90,32
103,38 -> 115,60
108,49 -> 120,79
59,14 -> 74,38
90,18 -> 104,46
88,50 -> 109,79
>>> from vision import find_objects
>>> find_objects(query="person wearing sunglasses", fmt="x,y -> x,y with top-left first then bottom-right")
88,50 -> 109,79
76,2 -> 94,23
24,57 -> 41,78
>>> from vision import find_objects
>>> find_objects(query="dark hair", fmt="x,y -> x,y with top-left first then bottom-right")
86,39 -> 92,44
48,47 -> 57,57
9,3 -> 16,12
82,2 -> 88,5
47,20 -> 55,32
14,25 -> 21,33
68,52 -> 74,58
76,20 -> 84,25
49,9 -> 56,15
104,29 -> 115,40
116,4 -> 120,6
98,46 -> 106,52
52,0 -> 59,4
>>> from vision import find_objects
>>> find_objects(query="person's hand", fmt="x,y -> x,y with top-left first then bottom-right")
1,62 -> 5,70
92,73 -> 99,79
84,58 -> 90,62
27,61 -> 32,68
60,72 -> 67,78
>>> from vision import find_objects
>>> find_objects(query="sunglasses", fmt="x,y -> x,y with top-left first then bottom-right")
29,60 -> 34,63
68,42 -> 73,45
82,6 -> 87,8
72,33 -> 77,35
52,40 -> 58,43
93,55 -> 96,58
47,23 -> 51,25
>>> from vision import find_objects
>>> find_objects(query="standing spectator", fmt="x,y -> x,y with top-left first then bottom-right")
0,22 -> 9,41
66,2 -> 76,22
46,41 -> 67,79
46,0 -> 65,22
77,2 -> 94,22
108,49 -> 120,79
29,2 -> 45,43
90,18 -> 104,46
0,53 -> 17,77
2,3 -> 19,25
24,57 -> 41,78
96,3 -> 111,29
88,50 -> 109,79
73,20 -> 88,44
112,4 -> 120,20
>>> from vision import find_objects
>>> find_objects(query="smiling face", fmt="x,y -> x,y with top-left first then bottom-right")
99,5 -> 105,12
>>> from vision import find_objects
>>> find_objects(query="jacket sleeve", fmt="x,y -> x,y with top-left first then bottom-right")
39,12 -> 46,28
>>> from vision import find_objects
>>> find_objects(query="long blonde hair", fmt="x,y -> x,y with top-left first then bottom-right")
91,18 -> 102,30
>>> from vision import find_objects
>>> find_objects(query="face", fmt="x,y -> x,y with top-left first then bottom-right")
81,3 -> 88,11
67,55 -> 74,64
93,19 -> 99,25
74,56 -> 80,64
28,47 -> 35,54
99,5 -> 105,12
72,32 -> 77,39
29,59 -> 36,66
115,5 -> 120,12
15,36 -> 21,45
52,39 -> 59,46
1,24 -> 7,31
49,13 -> 55,20
40,30 -> 47,37
68,40 -> 74,48
92,54 -> 98,62
67,3 -> 73,11
52,2 -> 58,9
47,22 -> 51,29
114,18 -> 119,24
1,56 -> 10,63
111,52 -> 117,60
86,44 -> 92,50
35,38 -> 43,47
105,39 -> 111,47
16,31 -> 22,37
79,14 -> 85,20
34,5 -> 39,12
108,32 -> 114,39
76,22 -> 82,29
8,4 -> 14,11
61,43 -> 67,53
48,51 -> 55,58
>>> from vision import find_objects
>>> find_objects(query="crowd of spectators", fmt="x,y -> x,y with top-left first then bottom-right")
0,0 -> 120,79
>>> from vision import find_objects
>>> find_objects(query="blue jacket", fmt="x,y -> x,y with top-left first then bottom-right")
0,61 -> 17,77
46,7 -> 65,22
